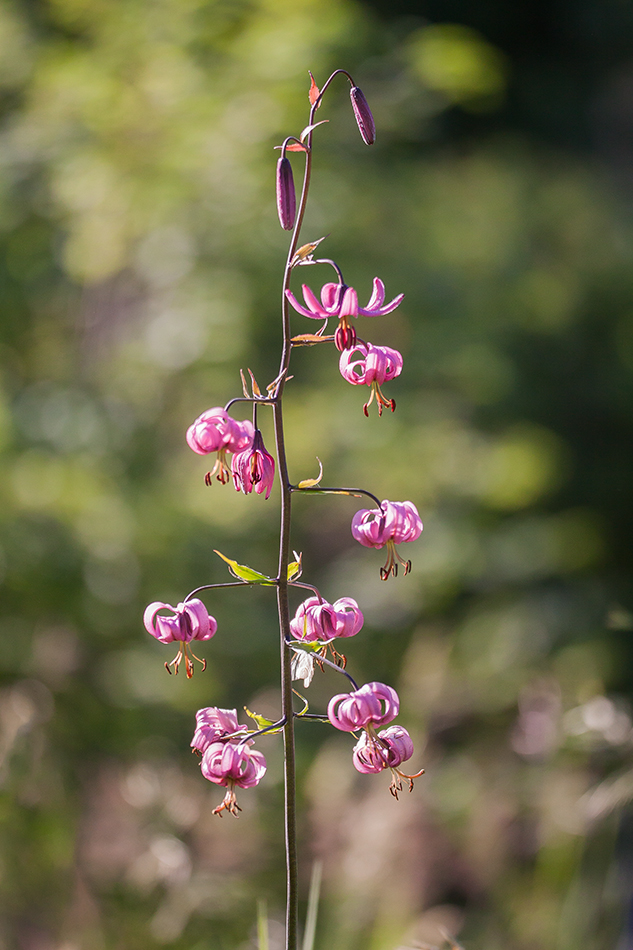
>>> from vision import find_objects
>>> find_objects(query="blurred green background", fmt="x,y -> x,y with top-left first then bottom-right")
1,0 -> 633,948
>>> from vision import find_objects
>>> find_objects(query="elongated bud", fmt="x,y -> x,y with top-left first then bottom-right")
350,86 -> 376,145
276,156 -> 296,230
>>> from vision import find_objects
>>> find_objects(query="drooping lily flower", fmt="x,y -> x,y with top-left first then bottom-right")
186,408 -> 254,484
351,499 -> 423,579
231,428 -> 275,499
339,342 -> 403,415
285,278 -> 404,351
200,740 -> 267,817
143,598 -> 217,677
289,595 -> 364,643
328,681 -> 400,731
191,707 -> 248,754
352,724 -> 424,798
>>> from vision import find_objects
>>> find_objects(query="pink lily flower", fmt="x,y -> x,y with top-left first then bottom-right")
231,428 -> 275,499
191,707 -> 248,754
186,408 -> 254,484
351,499 -> 422,579
352,724 -> 424,798
285,278 -> 404,351
339,341 -> 403,416
143,598 -> 216,676
289,595 -> 364,643
328,681 -> 400,731
201,740 -> 267,816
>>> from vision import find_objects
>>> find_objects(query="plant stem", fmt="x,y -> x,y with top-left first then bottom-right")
272,106 -> 317,950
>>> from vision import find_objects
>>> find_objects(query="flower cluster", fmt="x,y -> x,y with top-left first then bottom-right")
328,682 -> 423,797
187,407 -> 253,484
352,499 -> 423,579
143,599 -> 217,677
191,707 -> 266,816
142,74 -> 425,831
187,408 -> 275,498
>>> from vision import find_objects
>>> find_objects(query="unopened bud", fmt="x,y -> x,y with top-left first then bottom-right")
276,156 -> 296,230
350,86 -> 376,146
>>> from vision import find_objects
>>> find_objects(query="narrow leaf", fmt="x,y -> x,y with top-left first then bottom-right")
266,367 -> 287,393
290,333 -> 335,345
302,861 -> 323,950
306,489 -> 363,497
282,142 -> 308,153
244,707 -> 275,729
298,458 -> 324,489
300,120 -> 329,142
308,71 -> 320,106
257,900 -> 269,950
291,236 -> 327,265
248,368 -> 262,397
288,551 -> 302,580
214,549 -> 274,584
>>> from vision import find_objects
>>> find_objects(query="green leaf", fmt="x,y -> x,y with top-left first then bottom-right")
297,458 -> 323,489
244,706 -> 275,729
244,707 -> 285,734
288,551 -> 302,580
214,549 -> 274,584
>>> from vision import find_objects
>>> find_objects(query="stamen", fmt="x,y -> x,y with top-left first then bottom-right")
328,644 -> 347,668
380,542 -> 397,580
212,784 -> 242,818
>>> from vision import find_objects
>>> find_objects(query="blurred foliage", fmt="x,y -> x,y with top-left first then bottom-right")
1,0 -> 633,948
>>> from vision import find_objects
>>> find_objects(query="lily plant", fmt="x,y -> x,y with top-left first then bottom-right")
143,69 -> 423,950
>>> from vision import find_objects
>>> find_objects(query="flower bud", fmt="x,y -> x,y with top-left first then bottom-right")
276,156 -> 296,230
350,86 -> 376,145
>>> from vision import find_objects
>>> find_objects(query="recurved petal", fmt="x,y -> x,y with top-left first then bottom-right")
339,287 -> 359,319
285,287 -> 326,319
144,601 -> 178,642
185,598 -> 217,640
358,291 -> 404,317
365,278 -> 385,311
321,282 -> 344,311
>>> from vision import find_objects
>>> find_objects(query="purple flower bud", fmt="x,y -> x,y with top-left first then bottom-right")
276,156 -> 296,231
350,86 -> 376,146
328,681 -> 400,732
